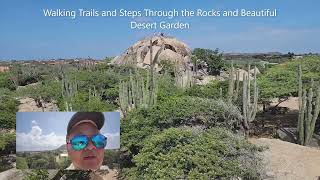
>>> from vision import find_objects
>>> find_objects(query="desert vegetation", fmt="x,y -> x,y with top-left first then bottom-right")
0,35 -> 319,179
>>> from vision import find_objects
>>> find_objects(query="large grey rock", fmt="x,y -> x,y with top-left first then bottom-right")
111,34 -> 192,71
277,128 -> 320,148
276,128 -> 297,143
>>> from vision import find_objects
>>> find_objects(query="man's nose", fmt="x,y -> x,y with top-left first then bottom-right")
85,140 -> 96,150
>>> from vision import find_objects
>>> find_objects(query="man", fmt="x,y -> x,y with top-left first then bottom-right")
66,112 -> 107,170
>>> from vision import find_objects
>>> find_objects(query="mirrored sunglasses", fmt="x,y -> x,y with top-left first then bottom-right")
67,134 -> 107,151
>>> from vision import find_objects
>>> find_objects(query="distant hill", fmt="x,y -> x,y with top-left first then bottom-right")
16,144 -> 66,154
55,144 -> 67,152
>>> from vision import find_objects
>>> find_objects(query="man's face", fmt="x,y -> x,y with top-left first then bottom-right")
67,122 -> 104,170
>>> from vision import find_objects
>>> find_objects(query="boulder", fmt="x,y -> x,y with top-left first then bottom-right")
111,34 -> 192,71
276,128 -> 297,143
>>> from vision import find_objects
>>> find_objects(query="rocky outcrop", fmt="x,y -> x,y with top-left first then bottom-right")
18,97 -> 59,112
111,34 -> 192,71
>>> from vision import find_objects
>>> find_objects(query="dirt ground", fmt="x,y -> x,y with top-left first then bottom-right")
250,138 -> 320,180
252,96 -> 320,138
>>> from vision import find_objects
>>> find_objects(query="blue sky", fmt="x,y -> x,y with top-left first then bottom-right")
0,0 -> 320,60
16,112 -> 120,151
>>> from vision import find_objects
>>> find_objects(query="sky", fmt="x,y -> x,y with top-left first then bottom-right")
0,0 -> 320,60
16,112 -> 120,151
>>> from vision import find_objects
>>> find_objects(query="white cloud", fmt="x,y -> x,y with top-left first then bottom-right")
31,120 -> 38,126
103,133 -> 120,149
17,125 -> 65,152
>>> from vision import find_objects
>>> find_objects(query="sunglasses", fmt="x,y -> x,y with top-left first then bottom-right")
67,134 -> 107,151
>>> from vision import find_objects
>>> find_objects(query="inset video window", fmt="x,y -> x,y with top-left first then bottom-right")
16,112 -> 120,170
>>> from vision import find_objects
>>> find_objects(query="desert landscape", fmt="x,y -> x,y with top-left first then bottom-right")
0,34 -> 319,179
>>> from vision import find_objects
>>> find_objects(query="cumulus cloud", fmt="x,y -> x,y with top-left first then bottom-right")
17,125 -> 65,152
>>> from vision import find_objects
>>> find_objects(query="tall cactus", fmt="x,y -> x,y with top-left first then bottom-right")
242,63 -> 259,132
228,62 -> 259,134
119,37 -> 164,116
297,64 -> 320,145
61,72 -> 78,111
174,64 -> 194,89
148,38 -> 164,105
227,61 -> 241,104
119,69 -> 157,117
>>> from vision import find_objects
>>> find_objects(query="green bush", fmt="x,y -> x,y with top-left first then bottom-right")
0,88 -> 18,129
9,64 -> 43,87
15,80 -> 61,103
0,72 -> 16,90
68,69 -> 119,94
157,72 -> 184,102
16,157 -> 29,169
24,169 -> 49,180
64,91 -> 117,112
125,127 -> 264,179
193,48 -> 225,75
185,80 -> 228,99
258,55 -> 320,99
0,132 -> 15,152
103,149 -> 120,169
121,96 -> 243,168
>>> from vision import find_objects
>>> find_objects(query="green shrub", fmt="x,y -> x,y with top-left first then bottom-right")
121,96 -> 243,168
9,64 -> 43,87
193,48 -> 225,75
0,88 -> 18,129
185,80 -> 228,99
16,157 -> 29,169
0,132 -> 15,152
103,149 -> 120,169
157,72 -> 184,102
125,127 -> 264,179
15,80 -> 61,103
0,72 -> 16,90
24,169 -> 49,180
258,55 -> 320,99
65,91 -> 117,112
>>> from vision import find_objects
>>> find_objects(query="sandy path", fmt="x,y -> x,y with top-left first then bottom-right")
250,138 -> 320,180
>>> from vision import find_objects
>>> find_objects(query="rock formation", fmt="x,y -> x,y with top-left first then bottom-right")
111,34 -> 192,71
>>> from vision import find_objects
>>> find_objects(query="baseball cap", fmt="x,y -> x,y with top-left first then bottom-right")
67,112 -> 105,135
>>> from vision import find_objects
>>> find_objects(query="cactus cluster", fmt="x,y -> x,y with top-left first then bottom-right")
119,37 -> 161,116
174,65 -> 193,90
228,62 -> 259,133
297,64 -> 320,145
227,62 -> 241,104
242,63 -> 259,132
61,71 -> 78,111
119,70 -> 156,116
